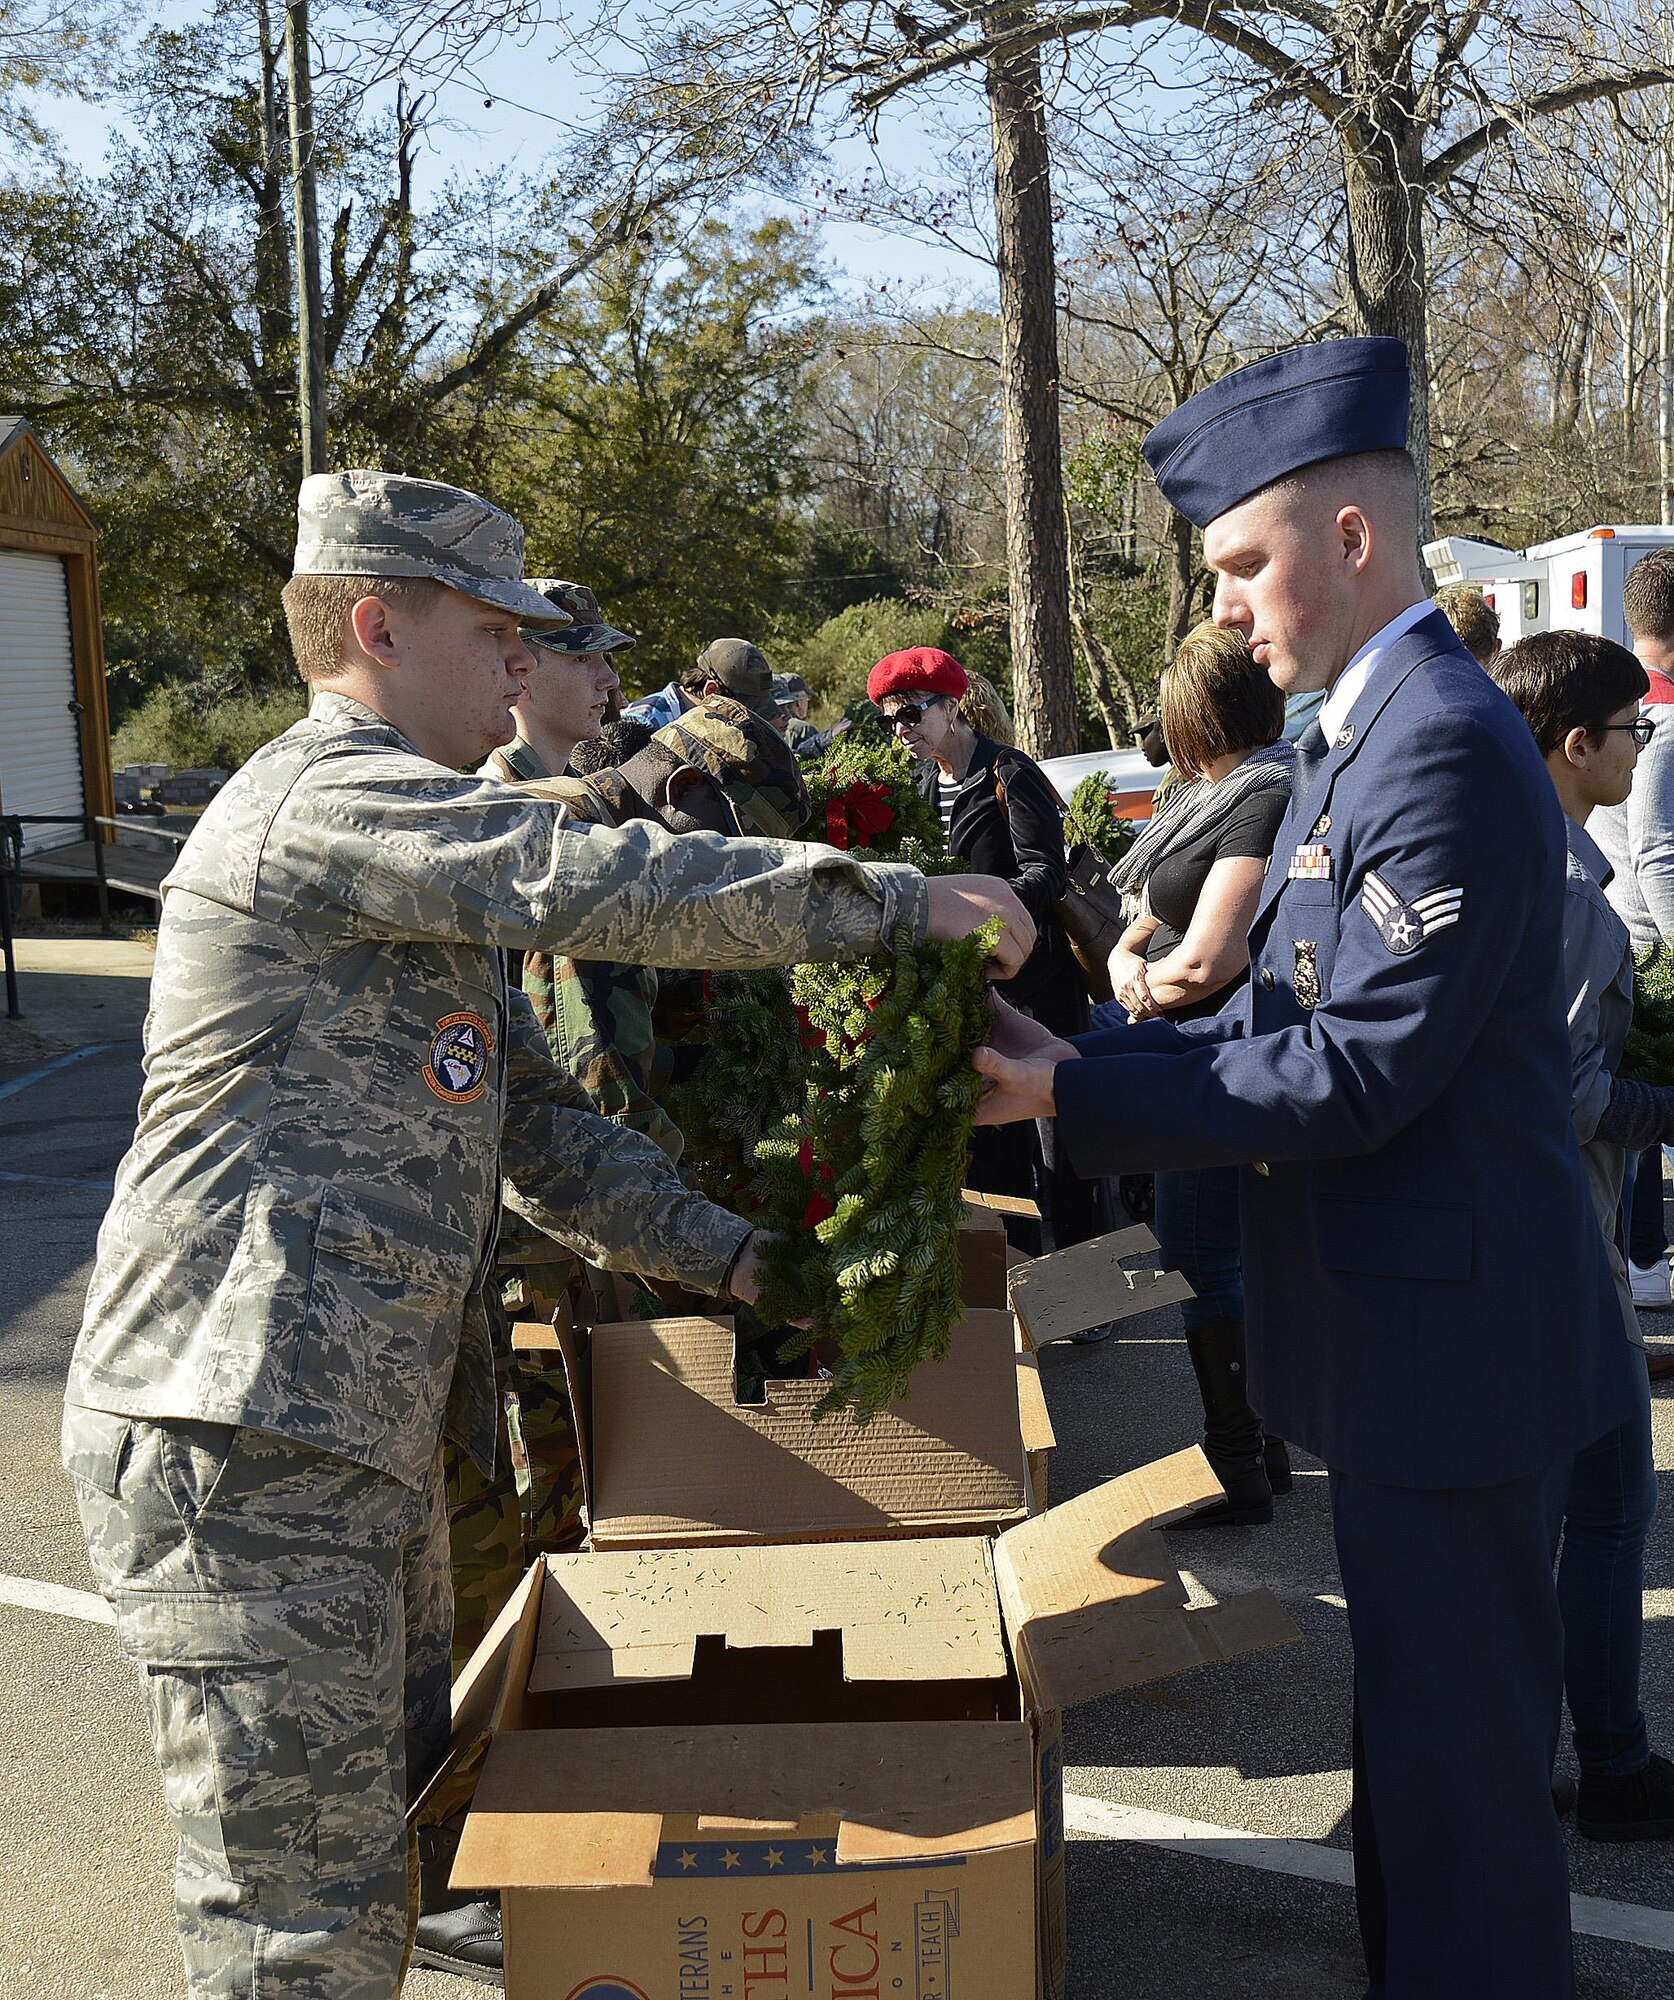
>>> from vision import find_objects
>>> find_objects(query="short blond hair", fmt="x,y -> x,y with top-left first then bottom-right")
1434,584 -> 1500,666
959,670 -> 1015,745
1160,620 -> 1285,779
280,573 -> 446,683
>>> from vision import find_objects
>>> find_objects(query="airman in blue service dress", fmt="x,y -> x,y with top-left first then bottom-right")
1051,340 -> 1640,1997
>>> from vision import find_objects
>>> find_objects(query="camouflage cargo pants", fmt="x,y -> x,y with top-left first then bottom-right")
63,1407 -> 452,2000
445,1354 -> 585,1671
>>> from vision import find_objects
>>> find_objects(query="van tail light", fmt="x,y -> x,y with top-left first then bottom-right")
1572,572 -> 1588,610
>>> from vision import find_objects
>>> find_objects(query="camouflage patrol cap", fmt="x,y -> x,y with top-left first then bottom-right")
655,695 -> 811,839
693,638 -> 778,721
524,578 -> 637,657
293,471 -> 565,623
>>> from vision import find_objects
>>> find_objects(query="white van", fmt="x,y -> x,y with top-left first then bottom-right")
1425,526 -> 1674,649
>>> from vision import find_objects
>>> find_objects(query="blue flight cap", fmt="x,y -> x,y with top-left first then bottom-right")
1143,337 -> 1410,527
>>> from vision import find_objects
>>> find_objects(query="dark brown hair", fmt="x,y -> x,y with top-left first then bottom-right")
1490,630 -> 1648,755
1159,621 -> 1286,779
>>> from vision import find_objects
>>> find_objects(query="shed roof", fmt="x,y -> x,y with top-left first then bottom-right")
0,416 -> 95,537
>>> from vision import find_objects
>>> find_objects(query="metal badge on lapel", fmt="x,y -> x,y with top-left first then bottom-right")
1288,843 -> 1334,882
1293,940 -> 1321,1009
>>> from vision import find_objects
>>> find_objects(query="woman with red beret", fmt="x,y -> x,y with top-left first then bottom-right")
866,646 -> 1103,1278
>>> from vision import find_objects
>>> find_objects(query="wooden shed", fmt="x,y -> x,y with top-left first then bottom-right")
0,417 -> 113,855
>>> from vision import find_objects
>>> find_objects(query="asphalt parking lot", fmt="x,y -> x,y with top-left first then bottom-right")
1,934 -> 1671,1999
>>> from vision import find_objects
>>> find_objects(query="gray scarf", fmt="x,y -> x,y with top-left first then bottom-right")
1109,739 -> 1297,915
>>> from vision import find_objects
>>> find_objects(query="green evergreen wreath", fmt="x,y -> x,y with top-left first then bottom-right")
803,729 -> 945,856
664,969 -> 805,1208
668,732 -> 1003,1419
1063,771 -> 1135,862
749,919 -> 1002,1422
1623,947 -> 1674,1087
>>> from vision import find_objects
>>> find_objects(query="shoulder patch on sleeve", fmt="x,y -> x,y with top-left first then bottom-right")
1361,870 -> 1463,955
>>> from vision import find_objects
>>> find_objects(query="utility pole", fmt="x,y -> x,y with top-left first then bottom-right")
284,0 -> 328,476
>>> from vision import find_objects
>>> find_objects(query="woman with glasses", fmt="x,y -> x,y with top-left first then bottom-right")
867,646 -> 1101,1271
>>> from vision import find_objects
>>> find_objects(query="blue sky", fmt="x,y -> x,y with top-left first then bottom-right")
28,5 -> 996,307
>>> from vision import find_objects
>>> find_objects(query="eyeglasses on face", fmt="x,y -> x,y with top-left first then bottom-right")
882,695 -> 946,730
1598,718 -> 1656,748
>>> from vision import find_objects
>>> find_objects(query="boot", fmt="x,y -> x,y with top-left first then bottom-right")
416,1822 -> 503,1985
1263,1435 -> 1293,1494
1577,1752 -> 1674,1842
1175,1318 -> 1273,1530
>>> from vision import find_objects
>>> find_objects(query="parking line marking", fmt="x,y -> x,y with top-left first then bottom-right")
1062,1793 -> 1674,1953
0,1573 -> 115,1626
0,1043 -> 113,1103
0,1169 -> 116,1192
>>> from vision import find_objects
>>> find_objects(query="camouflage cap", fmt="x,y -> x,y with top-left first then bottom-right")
523,578 -> 637,657
655,695 -> 811,839
693,638 -> 778,721
293,471 -> 564,623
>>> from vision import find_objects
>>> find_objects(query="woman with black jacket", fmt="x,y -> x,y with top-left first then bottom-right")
867,646 -> 1100,1267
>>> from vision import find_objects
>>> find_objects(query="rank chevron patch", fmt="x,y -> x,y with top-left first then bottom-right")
1361,870 -> 1463,956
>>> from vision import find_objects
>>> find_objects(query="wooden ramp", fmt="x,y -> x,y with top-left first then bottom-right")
20,836 -> 175,904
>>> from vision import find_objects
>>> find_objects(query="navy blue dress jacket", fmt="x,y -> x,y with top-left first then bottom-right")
1057,612 -> 1638,1489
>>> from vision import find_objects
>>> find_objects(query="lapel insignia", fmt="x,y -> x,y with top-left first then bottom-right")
1312,813 -> 1331,836
1292,940 -> 1321,1008
1361,870 -> 1463,955
1287,843 -> 1334,881
1335,725 -> 1355,747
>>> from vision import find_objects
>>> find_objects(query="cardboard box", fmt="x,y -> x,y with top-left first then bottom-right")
958,1199 -> 1011,1309
541,1307 -> 1034,1549
1008,1226 -> 1193,1347
447,1448 -> 1299,2000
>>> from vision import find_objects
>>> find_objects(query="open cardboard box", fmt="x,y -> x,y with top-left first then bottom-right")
520,1306 -> 1039,1549
517,1218 -> 1178,1552
442,1447 -> 1299,2000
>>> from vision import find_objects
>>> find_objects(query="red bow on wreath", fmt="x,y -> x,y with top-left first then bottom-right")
824,780 -> 896,851
797,1137 -> 836,1227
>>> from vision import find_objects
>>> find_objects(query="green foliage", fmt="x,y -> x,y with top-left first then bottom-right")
1623,949 -> 1674,1087
664,970 -> 805,1208
495,216 -> 823,693
1063,427 -> 1146,520
800,728 -> 945,857
1063,773 -> 1136,862
0,30 -> 825,715
788,524 -> 908,624
112,681 -> 306,773
785,598 -> 959,716
750,920 -> 1002,1423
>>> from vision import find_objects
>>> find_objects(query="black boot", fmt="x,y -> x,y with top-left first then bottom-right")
1577,1752 -> 1674,1841
1175,1318 -> 1273,1529
416,1823 -> 503,1985
1263,1435 -> 1293,1494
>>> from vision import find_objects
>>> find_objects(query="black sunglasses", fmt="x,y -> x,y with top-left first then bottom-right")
882,695 -> 946,730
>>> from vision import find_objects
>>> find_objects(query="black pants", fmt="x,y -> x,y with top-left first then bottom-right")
1628,1144 -> 1666,1267
968,979 -> 1098,1255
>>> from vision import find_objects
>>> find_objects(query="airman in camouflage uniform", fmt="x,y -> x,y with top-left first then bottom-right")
444,699 -> 816,1672
57,471 -> 1033,2000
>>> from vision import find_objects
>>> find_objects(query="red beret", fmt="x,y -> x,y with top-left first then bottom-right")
867,647 -> 969,705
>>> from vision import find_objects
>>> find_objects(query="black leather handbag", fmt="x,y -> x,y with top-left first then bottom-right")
1056,845 -> 1128,1003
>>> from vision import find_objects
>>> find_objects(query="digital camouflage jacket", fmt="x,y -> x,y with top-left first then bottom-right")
64,693 -> 927,1488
